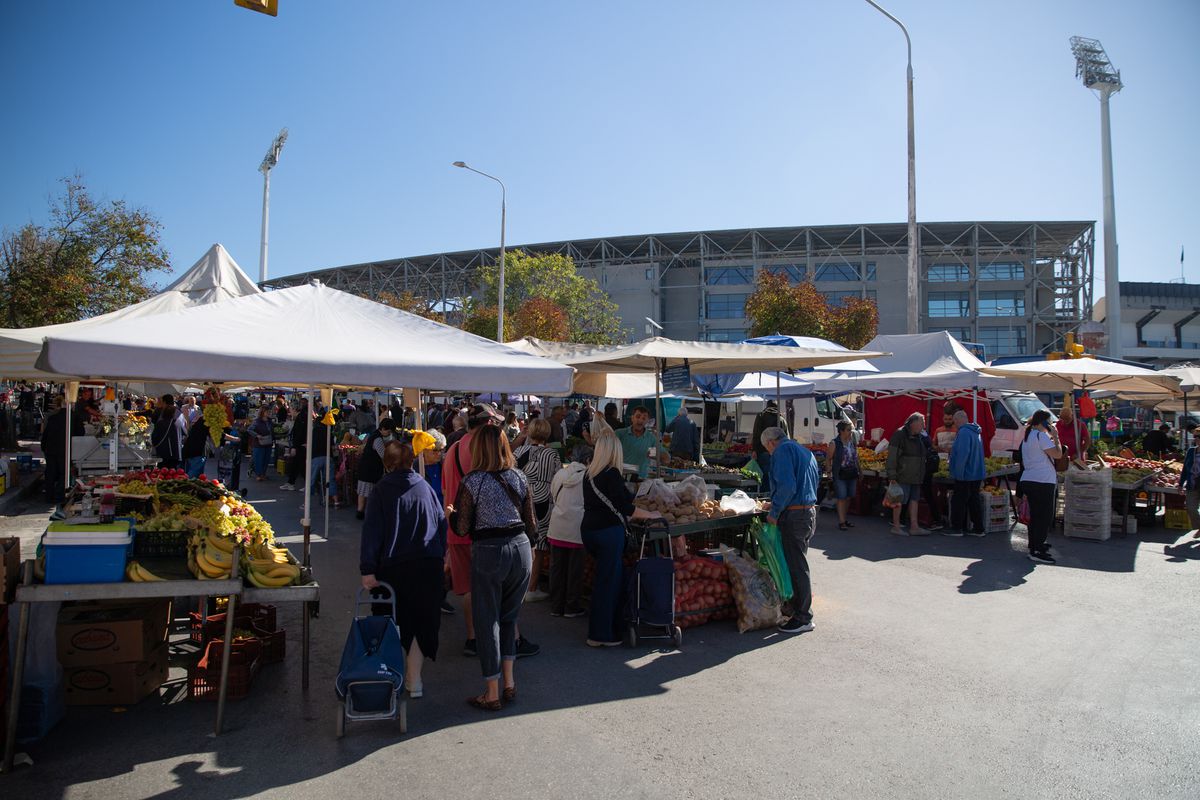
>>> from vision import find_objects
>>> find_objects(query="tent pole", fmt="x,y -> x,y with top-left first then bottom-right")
655,359 -> 663,479
303,387 -> 314,567
64,393 -> 72,503
1184,392 -> 1189,451
323,391 -> 331,542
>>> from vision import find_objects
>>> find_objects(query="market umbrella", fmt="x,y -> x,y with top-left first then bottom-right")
978,358 -> 1182,396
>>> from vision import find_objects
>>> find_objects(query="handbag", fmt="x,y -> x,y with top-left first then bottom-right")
257,433 -> 273,447
587,472 -> 640,553
1017,495 -> 1031,525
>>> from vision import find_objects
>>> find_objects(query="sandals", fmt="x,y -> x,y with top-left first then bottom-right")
838,522 -> 849,531
466,694 -> 502,711
502,686 -> 516,702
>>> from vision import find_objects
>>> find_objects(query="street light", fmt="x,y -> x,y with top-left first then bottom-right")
453,161 -> 507,342
863,0 -> 918,335
258,128 -> 288,284
1070,36 -> 1123,358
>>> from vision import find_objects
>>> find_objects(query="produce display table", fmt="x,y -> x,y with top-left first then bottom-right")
2,558 -> 320,773
631,511 -> 765,553
1110,474 -> 1153,537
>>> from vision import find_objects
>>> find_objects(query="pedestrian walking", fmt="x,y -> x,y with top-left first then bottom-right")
826,421 -> 859,530
355,418 -> 398,519
761,426 -> 819,635
886,413 -> 931,536
513,418 -> 562,602
249,407 -> 274,481
151,394 -> 187,469
1179,423 -> 1200,535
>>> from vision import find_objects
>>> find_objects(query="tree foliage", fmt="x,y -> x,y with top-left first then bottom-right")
460,304 -> 511,341
511,296 -> 569,341
478,250 -> 622,344
377,290 -> 445,323
744,271 -> 878,349
0,176 -> 171,327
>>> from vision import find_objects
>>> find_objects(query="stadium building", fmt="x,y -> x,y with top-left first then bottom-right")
264,220 -> 1095,359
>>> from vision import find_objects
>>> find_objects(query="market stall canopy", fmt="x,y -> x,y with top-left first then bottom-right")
812,331 -> 1011,394
978,357 -> 1182,396
0,243 -> 261,380
37,282 -> 576,394
505,335 -> 883,375
728,372 -> 815,398
1158,365 -> 1200,393
692,334 -> 878,397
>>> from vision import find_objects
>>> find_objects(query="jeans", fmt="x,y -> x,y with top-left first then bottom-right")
252,445 -> 272,478
185,456 -> 206,479
779,506 -> 817,624
470,534 -> 531,680
833,478 -> 857,500
582,524 -> 627,643
309,456 -> 337,499
951,480 -> 984,533
1019,481 -> 1055,553
757,451 -> 772,493
548,544 -> 586,615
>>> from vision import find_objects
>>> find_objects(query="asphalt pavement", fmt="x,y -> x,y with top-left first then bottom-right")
2,468 -> 1198,800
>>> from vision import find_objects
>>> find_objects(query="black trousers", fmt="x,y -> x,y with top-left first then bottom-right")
373,558 -> 444,660
286,445 -> 306,486
548,544 -> 586,614
1019,481 -> 1055,553
951,480 -> 984,533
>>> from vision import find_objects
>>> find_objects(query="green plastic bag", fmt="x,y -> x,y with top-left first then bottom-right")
751,519 -> 793,601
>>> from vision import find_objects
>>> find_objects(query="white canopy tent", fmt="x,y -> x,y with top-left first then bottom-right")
0,243 -> 261,380
38,282 -> 575,394
811,332 -> 1011,395
978,357 -> 1182,397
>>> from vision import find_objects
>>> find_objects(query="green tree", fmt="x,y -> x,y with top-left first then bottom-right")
743,271 -> 878,349
377,289 -> 445,322
478,251 -> 622,344
0,176 -> 171,327
460,303 -> 512,341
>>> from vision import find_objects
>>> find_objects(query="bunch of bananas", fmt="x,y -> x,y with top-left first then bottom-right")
242,540 -> 301,588
188,529 -> 239,580
125,560 -> 166,582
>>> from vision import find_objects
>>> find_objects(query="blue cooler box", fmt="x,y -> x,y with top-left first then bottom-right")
42,521 -> 132,584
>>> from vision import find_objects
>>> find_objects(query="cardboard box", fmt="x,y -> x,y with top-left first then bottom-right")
63,641 -> 168,706
56,599 -> 170,667
1,537 -> 18,605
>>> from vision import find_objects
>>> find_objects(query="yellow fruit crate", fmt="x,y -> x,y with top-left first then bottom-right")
1165,508 -> 1191,530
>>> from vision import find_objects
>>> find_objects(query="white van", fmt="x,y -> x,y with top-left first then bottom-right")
989,392 -> 1055,455
727,396 -> 851,445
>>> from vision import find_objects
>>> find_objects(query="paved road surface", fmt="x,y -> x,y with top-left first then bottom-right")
3,470 -> 1198,799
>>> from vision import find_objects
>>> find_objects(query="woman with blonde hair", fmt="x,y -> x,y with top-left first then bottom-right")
453,425 -> 535,709
580,430 -> 661,646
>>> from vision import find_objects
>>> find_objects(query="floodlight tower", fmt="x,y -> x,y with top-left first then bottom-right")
1070,36 -> 1122,357
258,128 -> 288,283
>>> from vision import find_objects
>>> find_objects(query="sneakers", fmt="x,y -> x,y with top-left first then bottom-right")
515,636 -> 540,658
928,522 -> 944,531
524,590 -> 549,603
405,682 -> 423,699
965,530 -> 987,538
279,483 -> 295,491
463,638 -> 477,657
941,529 -> 964,538
440,600 -> 455,615
909,527 -> 932,536
890,526 -> 909,536
563,608 -> 587,618
1029,550 -> 1056,564
778,617 -> 815,634
586,639 -> 622,647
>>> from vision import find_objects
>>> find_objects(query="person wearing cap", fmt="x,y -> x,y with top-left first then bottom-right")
355,418 -> 398,520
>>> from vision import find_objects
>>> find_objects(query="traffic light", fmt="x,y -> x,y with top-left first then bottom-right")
234,0 -> 278,16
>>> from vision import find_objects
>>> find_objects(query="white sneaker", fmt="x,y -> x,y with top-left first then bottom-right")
405,682 -> 423,698
524,590 -> 549,603
279,483 -> 294,491
909,527 -> 931,536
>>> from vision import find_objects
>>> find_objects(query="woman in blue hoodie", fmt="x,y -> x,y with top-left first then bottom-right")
947,410 -> 986,537
360,441 -> 448,697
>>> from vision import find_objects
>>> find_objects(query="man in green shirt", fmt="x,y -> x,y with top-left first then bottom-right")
616,405 -> 659,478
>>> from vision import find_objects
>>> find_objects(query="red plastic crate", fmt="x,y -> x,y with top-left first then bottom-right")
250,622 -> 286,664
187,638 -> 262,702
189,603 -> 277,645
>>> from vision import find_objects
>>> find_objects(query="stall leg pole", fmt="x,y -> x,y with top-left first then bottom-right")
301,388 -> 315,568
302,600 -> 311,691
1184,392 -> 1190,451
655,359 -> 663,479
323,395 -> 331,542
63,399 -> 72,503
2,561 -> 33,772
213,549 -> 241,736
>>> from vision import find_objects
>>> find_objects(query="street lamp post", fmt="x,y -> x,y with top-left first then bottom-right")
258,128 -> 288,284
453,161 -> 507,342
863,1 -> 918,335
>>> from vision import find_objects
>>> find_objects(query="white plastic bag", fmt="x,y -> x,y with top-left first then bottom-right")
719,490 -> 757,514
672,474 -> 709,505
635,478 -> 679,507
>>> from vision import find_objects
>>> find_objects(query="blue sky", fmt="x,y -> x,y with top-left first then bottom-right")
2,1 -> 1197,293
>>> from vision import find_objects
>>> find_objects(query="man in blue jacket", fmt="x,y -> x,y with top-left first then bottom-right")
1178,422 -> 1200,534
763,426 -> 819,634
947,410 -> 986,537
